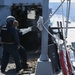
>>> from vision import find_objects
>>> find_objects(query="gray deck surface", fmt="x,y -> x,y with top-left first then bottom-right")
0,63 -> 63,75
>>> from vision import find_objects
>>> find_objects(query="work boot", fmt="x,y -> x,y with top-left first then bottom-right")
1,70 -> 6,74
1,67 -> 6,74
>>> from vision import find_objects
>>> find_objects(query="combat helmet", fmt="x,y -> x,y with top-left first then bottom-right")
6,16 -> 16,23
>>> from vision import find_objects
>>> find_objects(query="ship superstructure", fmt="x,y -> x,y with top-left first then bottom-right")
0,0 -> 43,26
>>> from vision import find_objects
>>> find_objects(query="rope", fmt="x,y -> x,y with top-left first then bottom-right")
43,0 -> 65,26
60,0 -> 65,39
37,0 -> 71,45
60,1 -> 74,75
65,0 -> 71,38
42,23 -> 63,45
41,0 -> 66,43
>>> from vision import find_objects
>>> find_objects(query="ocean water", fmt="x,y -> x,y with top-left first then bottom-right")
49,2 -> 75,22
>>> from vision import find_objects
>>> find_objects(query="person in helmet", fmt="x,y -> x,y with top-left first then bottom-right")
13,20 -> 31,70
0,16 -> 32,74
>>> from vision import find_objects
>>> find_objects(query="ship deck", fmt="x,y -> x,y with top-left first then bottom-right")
0,50 -> 63,75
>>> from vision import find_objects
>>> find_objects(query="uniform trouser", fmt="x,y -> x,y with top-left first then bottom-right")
18,47 -> 28,69
1,44 -> 22,72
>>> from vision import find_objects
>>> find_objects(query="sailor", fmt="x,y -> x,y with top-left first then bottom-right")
0,16 -> 32,74
13,20 -> 31,70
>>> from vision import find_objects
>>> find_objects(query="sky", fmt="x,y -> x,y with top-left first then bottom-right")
49,0 -> 75,2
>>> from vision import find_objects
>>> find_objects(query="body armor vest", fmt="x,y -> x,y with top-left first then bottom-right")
1,27 -> 15,43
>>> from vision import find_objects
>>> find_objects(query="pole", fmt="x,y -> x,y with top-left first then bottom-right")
35,0 -> 53,75
39,0 -> 49,61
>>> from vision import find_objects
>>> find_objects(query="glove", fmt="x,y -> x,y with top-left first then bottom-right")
20,27 -> 32,35
37,16 -> 44,31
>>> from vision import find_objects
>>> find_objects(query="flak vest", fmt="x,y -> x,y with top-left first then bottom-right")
1,26 -> 15,43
